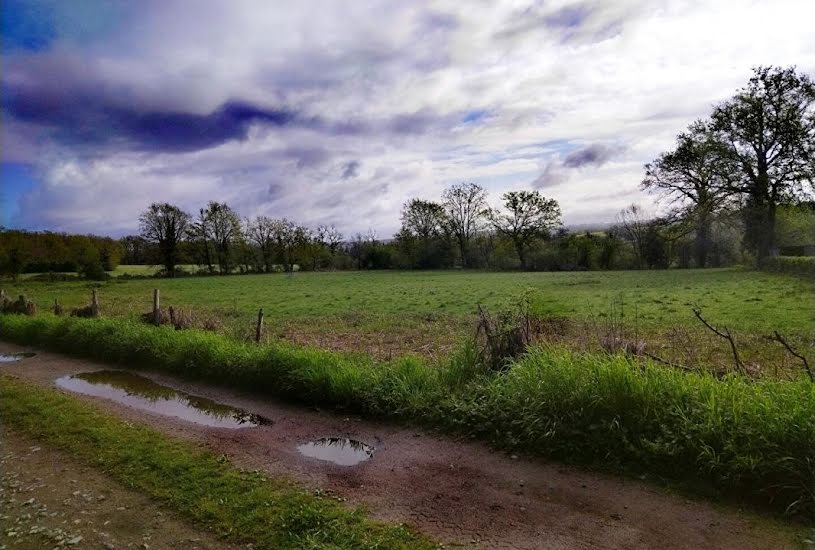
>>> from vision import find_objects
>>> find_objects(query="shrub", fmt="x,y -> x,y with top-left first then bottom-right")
760,256 -> 815,277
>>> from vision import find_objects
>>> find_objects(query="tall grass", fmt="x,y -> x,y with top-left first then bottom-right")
1,314 -> 812,517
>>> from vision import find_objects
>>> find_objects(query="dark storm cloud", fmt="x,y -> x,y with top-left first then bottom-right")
563,143 -> 620,168
2,77 -> 301,153
1,47 -> 455,156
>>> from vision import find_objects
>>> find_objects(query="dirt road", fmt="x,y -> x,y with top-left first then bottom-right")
0,343 -> 806,549
0,430 -> 241,549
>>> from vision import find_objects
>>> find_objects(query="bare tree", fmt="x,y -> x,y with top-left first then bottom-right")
489,190 -> 561,269
316,224 -> 343,253
139,203 -> 191,277
442,182 -> 488,267
616,204 -> 650,269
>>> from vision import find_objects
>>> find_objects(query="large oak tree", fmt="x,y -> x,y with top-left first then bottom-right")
711,66 -> 815,260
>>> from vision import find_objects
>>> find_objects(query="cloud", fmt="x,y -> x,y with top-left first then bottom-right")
563,143 -> 622,168
2,0 -> 815,235
532,142 -> 626,189
341,160 -> 360,179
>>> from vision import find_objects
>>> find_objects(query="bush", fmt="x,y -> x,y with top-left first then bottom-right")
78,260 -> 108,281
760,256 -> 815,277
0,314 -> 812,516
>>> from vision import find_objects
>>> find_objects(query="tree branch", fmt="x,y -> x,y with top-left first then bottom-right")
692,307 -> 746,374
769,331 -> 813,382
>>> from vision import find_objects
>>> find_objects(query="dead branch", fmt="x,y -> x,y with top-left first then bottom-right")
769,331 -> 813,382
642,351 -> 694,372
692,307 -> 745,375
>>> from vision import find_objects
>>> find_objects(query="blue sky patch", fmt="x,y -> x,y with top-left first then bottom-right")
0,162 -> 36,228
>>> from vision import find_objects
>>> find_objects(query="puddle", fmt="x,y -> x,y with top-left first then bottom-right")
297,437 -> 375,466
55,370 -> 272,429
0,352 -> 36,363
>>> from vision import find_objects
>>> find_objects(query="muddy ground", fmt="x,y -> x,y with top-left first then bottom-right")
0,343 -> 809,550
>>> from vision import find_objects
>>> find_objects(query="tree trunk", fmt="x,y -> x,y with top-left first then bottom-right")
695,209 -> 711,268
458,236 -> 467,269
514,238 -> 527,270
202,240 -> 213,273
748,162 -> 775,262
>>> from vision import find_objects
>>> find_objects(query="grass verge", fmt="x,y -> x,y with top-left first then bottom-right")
1,314 -> 813,518
0,375 -> 436,549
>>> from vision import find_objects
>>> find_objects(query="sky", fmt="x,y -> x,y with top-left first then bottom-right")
2,0 -> 814,238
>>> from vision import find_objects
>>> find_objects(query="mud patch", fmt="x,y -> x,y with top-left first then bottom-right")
0,352 -> 36,363
298,437 -> 374,466
54,370 -> 272,429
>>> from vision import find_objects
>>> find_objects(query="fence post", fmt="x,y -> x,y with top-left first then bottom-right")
153,289 -> 161,325
255,308 -> 264,343
168,306 -> 176,329
91,289 -> 100,317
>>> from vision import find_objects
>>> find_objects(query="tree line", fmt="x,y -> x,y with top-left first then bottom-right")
0,230 -> 122,280
1,66 -> 812,279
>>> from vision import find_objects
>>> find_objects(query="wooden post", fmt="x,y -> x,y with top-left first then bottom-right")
168,306 -> 176,329
255,308 -> 264,343
153,289 -> 161,325
91,289 -> 100,317
0,289 -> 5,302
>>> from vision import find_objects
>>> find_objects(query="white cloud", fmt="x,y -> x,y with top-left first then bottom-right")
3,0 -> 815,235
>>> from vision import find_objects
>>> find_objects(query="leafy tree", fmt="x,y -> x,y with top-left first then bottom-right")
489,190 -> 561,269
203,202 -> 242,274
138,203 -> 191,276
442,182 -> 487,267
776,202 -> 815,250
642,121 -> 736,267
271,219 -> 308,272
711,66 -> 815,260
189,208 -> 215,273
245,216 -> 278,272
400,199 -> 448,268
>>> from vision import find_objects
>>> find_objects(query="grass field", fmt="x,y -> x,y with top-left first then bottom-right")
3,268 -> 814,515
3,268 -> 813,368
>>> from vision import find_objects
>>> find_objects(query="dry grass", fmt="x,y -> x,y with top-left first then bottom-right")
140,306 -> 222,332
1,294 -> 37,315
